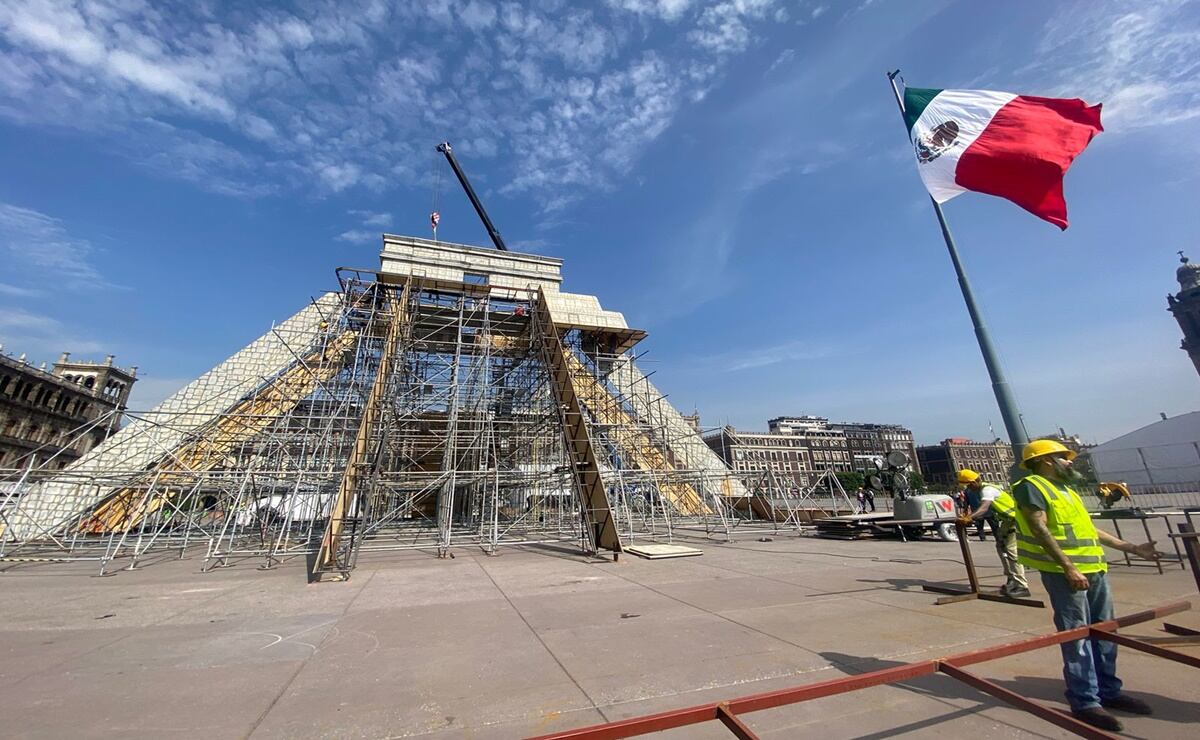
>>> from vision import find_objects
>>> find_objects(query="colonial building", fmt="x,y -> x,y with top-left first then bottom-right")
703,415 -> 919,486
0,350 -> 137,470
829,421 -> 921,472
764,416 -> 852,475
916,437 -> 1014,486
1168,252 -> 1200,378
703,426 -> 818,488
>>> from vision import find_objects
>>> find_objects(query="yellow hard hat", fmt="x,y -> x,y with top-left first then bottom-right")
1021,439 -> 1077,469
957,468 -> 980,485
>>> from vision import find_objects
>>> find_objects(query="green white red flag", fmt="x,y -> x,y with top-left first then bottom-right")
903,87 -> 1103,229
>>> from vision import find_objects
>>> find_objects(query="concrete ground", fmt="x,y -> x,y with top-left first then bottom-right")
2,520 -> 1198,739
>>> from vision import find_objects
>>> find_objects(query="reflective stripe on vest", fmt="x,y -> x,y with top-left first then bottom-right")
1013,474 -> 1107,574
990,489 -> 1017,519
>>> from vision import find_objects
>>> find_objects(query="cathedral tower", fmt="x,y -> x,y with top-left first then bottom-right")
1167,252 -> 1200,378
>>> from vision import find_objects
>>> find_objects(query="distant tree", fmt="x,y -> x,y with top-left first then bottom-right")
908,471 -> 925,489
836,471 -> 865,492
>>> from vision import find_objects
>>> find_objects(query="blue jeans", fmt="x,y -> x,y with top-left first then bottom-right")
1040,570 -> 1122,710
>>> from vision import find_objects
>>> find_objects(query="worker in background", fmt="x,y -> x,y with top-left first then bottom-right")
952,487 -> 968,515
855,487 -> 867,514
961,472 -> 992,541
957,469 -> 1029,598
862,485 -> 876,513
1013,439 -> 1162,732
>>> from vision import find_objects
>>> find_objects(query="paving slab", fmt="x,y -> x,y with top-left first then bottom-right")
1,521 -> 1196,739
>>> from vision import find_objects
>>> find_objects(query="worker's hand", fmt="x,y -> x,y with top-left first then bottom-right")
1128,541 -> 1163,561
1064,565 -> 1090,591
956,515 -> 973,527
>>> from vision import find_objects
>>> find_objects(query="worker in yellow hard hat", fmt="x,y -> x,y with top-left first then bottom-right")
956,468 -> 1028,597
957,468 -> 992,542
1011,439 -> 1162,731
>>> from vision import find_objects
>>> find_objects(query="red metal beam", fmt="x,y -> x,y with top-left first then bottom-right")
526,600 -> 1191,740
727,660 -> 937,715
529,706 -> 717,740
1091,628 -> 1200,669
1164,622 -> 1200,637
946,600 -> 1191,669
1109,601 -> 1192,628
715,703 -> 760,740
938,662 -> 1118,740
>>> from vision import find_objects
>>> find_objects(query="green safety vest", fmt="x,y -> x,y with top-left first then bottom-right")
1013,474 -> 1107,574
989,488 -> 1016,520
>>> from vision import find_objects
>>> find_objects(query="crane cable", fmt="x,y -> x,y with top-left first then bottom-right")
430,148 -> 442,241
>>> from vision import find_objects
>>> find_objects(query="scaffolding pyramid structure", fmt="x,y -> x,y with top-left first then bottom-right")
0,235 -> 750,577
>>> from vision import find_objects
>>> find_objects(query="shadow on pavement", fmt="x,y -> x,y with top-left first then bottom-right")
817,651 -> 1060,740
987,676 -> 1199,726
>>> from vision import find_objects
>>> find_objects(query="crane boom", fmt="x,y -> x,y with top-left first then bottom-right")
436,141 -> 509,251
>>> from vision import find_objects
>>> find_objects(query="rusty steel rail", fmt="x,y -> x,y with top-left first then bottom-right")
528,601 -> 1194,740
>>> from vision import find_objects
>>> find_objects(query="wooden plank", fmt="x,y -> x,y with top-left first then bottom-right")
314,280 -> 409,578
535,289 -> 621,554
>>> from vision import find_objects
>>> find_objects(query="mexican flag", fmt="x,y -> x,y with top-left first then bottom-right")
903,87 -> 1103,229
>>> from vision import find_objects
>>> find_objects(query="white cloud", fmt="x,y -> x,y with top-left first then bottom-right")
338,208 -> 393,243
317,161 -> 363,192
241,114 -> 278,142
134,121 -> 278,198
458,0 -> 498,31
690,0 -> 778,55
0,282 -> 40,298
1034,1 -> 1200,134
0,0 -> 235,118
508,237 -> 550,253
350,210 -> 392,227
0,0 -> 790,212
336,229 -> 379,244
706,340 -> 837,372
0,306 -> 106,359
766,48 -> 795,75
462,137 -> 499,158
0,202 -> 117,289
608,0 -> 695,22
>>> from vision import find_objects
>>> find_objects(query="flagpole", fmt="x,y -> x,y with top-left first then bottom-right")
887,70 -> 1029,466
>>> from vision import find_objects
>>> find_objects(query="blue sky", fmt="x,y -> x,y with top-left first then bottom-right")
1,0 -> 1198,445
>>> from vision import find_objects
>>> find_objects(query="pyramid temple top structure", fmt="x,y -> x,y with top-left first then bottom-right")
378,233 -> 640,344
3,231 -> 755,577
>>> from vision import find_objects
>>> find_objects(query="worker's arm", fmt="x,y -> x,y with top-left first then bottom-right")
1020,504 -> 1089,590
1095,528 -> 1162,561
968,499 -> 993,520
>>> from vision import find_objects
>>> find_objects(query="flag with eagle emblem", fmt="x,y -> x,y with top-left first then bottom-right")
904,87 -> 1103,229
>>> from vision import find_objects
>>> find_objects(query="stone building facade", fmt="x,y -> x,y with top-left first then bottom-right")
765,416 -> 852,476
1168,253 -> 1200,378
703,415 -> 919,487
916,437 -> 1014,487
0,351 -> 137,470
703,426 -> 818,488
829,421 -> 921,471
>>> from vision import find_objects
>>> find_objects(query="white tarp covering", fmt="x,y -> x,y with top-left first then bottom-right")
1088,411 -> 1200,490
